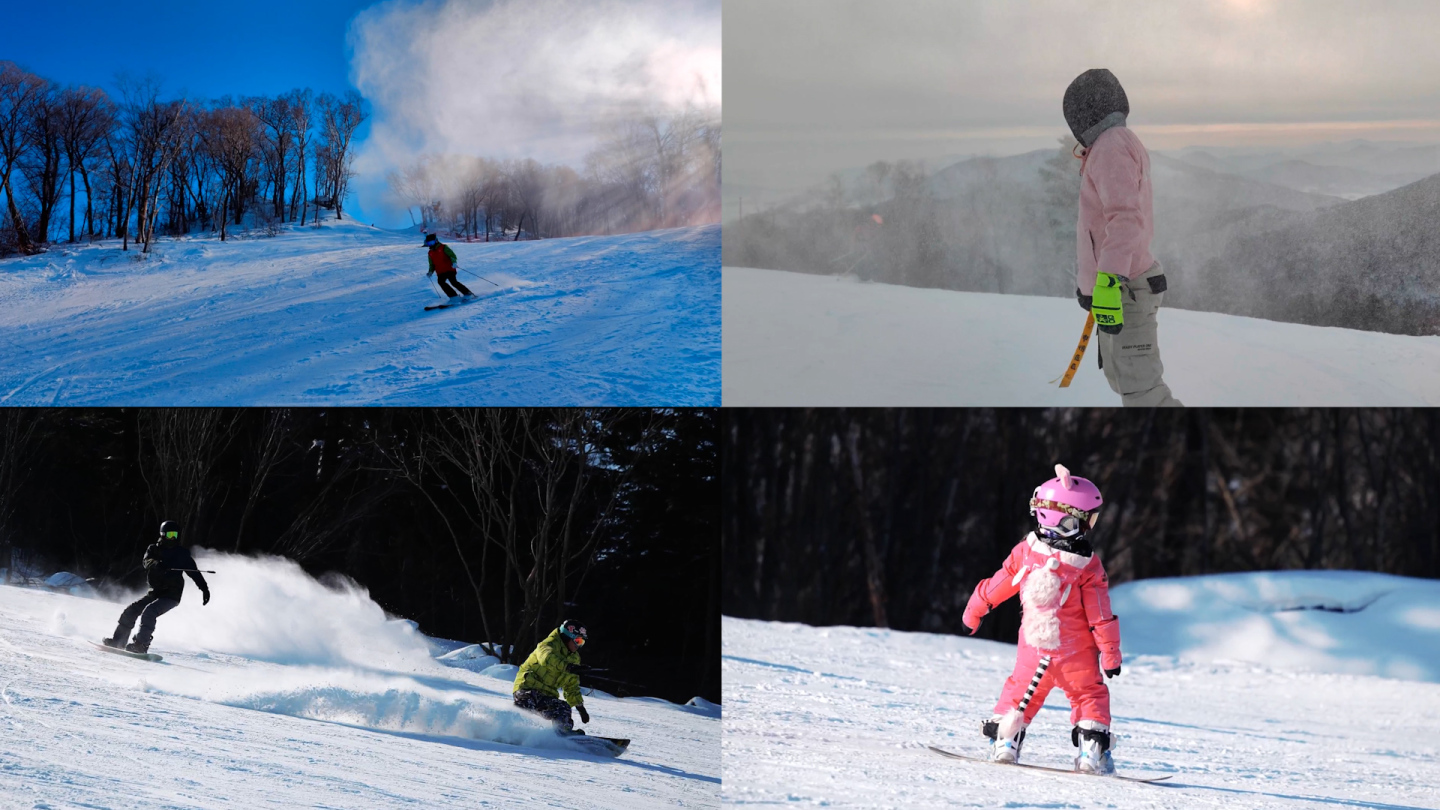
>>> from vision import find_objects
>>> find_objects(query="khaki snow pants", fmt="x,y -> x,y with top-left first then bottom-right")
1097,262 -> 1182,407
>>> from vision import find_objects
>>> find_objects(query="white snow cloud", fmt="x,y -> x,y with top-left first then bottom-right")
347,0 -> 721,222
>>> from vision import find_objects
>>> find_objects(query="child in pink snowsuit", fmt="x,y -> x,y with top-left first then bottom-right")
962,464 -> 1123,773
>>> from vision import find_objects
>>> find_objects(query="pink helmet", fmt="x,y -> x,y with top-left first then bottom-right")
1030,464 -> 1103,537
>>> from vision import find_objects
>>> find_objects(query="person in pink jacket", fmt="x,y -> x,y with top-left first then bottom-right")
1066,69 -> 1182,407
962,464 -> 1123,774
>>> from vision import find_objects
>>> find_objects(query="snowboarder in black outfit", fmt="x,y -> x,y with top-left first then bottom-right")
103,520 -> 209,654
423,232 -> 475,299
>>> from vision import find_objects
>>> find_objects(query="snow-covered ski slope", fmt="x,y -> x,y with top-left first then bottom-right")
0,554 -> 719,808
0,220 -> 719,405
723,571 -> 1440,809
723,266 -> 1440,405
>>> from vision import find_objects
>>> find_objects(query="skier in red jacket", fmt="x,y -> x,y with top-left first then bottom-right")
423,232 -> 475,299
962,465 -> 1122,774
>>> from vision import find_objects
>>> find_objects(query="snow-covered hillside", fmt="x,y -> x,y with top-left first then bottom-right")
0,220 -> 719,405
0,554 -> 719,808
723,571 -> 1440,808
723,266 -> 1440,405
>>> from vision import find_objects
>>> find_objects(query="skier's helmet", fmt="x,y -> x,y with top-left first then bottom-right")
1063,69 -> 1130,148
559,619 -> 588,647
158,520 -> 180,541
423,232 -> 438,247
1029,464 -> 1103,542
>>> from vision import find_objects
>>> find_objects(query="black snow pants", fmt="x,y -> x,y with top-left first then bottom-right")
436,271 -> 473,297
113,592 -> 180,648
514,689 -> 574,731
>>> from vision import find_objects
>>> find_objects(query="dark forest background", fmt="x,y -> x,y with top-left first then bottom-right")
723,408 -> 1440,646
0,407 -> 718,704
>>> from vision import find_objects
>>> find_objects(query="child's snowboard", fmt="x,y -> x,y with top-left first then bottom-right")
90,641 -> 163,663
927,745 -> 1171,784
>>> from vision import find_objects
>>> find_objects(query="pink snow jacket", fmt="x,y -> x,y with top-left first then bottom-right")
963,533 -> 1122,669
1076,126 -> 1155,296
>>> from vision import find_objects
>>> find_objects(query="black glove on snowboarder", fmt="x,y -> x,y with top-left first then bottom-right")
201,589 -> 211,606
1104,664 -> 1121,679
577,705 -> 590,724
1076,288 -> 1092,312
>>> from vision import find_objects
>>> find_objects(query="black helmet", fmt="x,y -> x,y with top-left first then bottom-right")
559,619 -> 588,647
159,520 -> 179,541
1063,69 -> 1130,148
422,232 -> 438,247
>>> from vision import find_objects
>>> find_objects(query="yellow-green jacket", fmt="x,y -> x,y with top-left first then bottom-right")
513,628 -> 584,707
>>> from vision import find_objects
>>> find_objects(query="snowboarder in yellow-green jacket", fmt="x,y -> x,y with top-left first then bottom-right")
513,619 -> 589,733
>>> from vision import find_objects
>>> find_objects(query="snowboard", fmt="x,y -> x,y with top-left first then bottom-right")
90,640 -> 163,663
561,731 -> 630,757
927,745 -> 1172,784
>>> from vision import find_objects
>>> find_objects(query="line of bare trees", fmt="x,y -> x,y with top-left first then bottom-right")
724,409 -> 1440,638
387,107 -> 721,241
1,61 -> 368,256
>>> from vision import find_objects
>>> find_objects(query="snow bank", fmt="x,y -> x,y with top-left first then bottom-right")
1113,570 -> 1440,682
723,266 -> 1440,405
436,643 -> 502,672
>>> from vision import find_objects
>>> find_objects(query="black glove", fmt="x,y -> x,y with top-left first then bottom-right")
1076,288 -> 1092,312
427,269 -> 434,277
577,705 -> 590,724
201,589 -> 211,606
1104,665 -> 1121,679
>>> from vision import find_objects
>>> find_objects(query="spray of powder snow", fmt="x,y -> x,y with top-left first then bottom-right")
347,0 -> 721,218
103,550 -> 437,672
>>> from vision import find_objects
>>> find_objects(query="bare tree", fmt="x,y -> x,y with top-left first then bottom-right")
316,90 -> 366,220
0,63 -> 45,254
135,410 -> 242,545
286,89 -> 313,226
22,80 -> 64,244
57,86 -> 115,243
200,105 -> 258,242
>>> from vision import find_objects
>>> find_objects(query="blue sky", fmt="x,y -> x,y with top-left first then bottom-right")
0,0 -> 384,221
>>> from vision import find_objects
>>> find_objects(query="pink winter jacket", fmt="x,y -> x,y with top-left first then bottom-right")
1076,126 -> 1155,296
963,534 -> 1122,669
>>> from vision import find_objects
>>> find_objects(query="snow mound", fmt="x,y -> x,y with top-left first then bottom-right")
480,663 -> 521,681
723,266 -> 1440,405
436,643 -> 502,672
44,571 -> 97,597
1113,570 -> 1440,682
685,697 -> 722,718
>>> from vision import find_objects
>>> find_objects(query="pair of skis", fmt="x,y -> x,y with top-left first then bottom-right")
425,295 -> 480,311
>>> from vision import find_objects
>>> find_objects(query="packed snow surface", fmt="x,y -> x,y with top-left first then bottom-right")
0,552 -> 719,808
1115,570 -> 1440,683
0,220 -> 719,405
723,572 -> 1440,808
723,266 -> 1440,405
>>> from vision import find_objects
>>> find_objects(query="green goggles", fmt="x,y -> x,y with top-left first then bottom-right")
164,531 -> 179,539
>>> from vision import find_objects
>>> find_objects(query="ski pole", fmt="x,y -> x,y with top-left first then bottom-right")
459,267 -> 501,287
172,568 -> 216,574
998,654 -> 1051,741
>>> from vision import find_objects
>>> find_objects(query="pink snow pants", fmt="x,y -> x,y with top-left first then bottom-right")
995,642 -> 1111,727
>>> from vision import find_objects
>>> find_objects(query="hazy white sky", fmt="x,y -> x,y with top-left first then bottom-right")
726,0 -> 1440,198
348,0 -> 721,225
